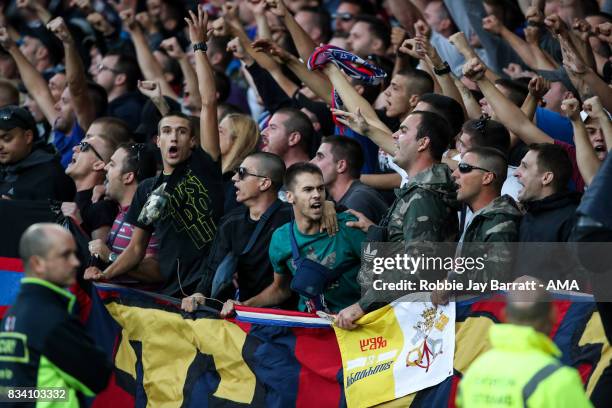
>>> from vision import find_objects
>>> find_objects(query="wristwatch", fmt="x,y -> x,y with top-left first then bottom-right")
108,252 -> 118,263
433,62 -> 451,76
193,42 -> 207,53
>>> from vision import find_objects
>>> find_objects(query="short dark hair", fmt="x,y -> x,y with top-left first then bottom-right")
284,162 -> 323,192
462,117 -> 510,155
494,79 -> 528,107
354,15 -> 391,50
418,93 -> 465,136
91,116 -> 131,148
410,110 -> 453,161
465,146 -> 508,191
397,68 -> 435,97
158,111 -> 194,135
528,143 -> 572,192
275,107 -> 315,155
87,81 -> 108,119
250,152 -> 286,191
321,135 -> 364,179
117,143 -> 158,182
107,52 -> 142,92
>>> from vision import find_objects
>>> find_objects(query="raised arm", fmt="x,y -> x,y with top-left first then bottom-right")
160,37 -> 200,110
463,58 -> 553,145
483,14 -> 538,69
266,0 -> 316,61
137,80 -> 170,115
250,0 -> 272,40
0,28 -> 58,125
186,8 -> 220,161
448,31 -> 500,83
561,98 -> 600,185
17,0 -> 52,24
250,38 -> 333,104
47,17 -> 96,130
120,9 -> 178,99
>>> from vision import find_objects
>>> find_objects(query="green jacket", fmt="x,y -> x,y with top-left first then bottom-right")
386,163 -> 460,246
456,324 -> 593,408
458,195 -> 522,285
358,164 -> 460,311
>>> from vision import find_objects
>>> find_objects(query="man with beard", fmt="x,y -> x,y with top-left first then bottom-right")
220,163 -> 366,316
87,9 -> 224,298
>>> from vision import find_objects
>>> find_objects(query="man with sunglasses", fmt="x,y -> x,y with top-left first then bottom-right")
64,134 -> 119,240
447,147 -> 521,287
84,143 -> 162,284
181,153 -> 295,311
0,105 -> 75,201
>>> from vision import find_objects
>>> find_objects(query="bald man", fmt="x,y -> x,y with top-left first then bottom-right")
0,224 -> 112,405
456,277 -> 592,408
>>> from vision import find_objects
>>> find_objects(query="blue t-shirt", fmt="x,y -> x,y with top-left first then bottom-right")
535,107 -> 574,145
52,122 -> 85,169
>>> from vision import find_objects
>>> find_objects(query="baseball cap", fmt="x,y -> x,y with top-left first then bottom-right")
0,105 -> 38,137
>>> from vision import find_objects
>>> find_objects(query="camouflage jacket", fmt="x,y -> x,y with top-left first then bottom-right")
358,164 -> 460,311
456,194 -> 522,285
384,163 -> 460,246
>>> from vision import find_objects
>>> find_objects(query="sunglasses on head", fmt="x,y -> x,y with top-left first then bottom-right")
474,115 -> 490,136
78,141 -> 105,162
457,162 -> 496,177
234,166 -> 267,180
333,12 -> 355,22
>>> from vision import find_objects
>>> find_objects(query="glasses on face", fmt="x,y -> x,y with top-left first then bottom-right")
458,162 -> 496,177
96,64 -> 120,75
234,166 -> 267,180
332,12 -> 355,22
78,141 -> 105,162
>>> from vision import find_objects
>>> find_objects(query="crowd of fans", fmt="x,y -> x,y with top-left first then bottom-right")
0,0 -> 611,404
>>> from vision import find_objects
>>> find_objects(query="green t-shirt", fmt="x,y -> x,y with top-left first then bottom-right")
269,212 -> 366,313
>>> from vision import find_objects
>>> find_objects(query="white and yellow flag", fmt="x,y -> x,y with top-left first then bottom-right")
333,299 -> 455,407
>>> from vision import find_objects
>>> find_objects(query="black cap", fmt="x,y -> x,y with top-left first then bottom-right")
0,105 -> 38,138
22,26 -> 64,66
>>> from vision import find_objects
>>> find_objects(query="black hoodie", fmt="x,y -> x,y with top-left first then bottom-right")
519,191 -> 582,242
0,144 -> 75,201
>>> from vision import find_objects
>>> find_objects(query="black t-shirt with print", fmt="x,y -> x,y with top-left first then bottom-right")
127,147 -> 224,297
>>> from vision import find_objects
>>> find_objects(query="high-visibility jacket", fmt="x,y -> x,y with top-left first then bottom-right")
0,278 -> 112,407
456,323 -> 593,408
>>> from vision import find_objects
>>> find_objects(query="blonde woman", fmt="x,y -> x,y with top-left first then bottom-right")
220,113 -> 260,213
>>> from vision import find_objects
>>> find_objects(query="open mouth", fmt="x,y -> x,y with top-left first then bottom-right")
168,146 -> 179,158
311,202 -> 322,211
594,145 -> 606,153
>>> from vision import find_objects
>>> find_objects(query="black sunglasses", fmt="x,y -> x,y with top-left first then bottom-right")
78,141 -> 105,162
458,162 -> 496,177
333,12 -> 355,22
234,166 -> 267,180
